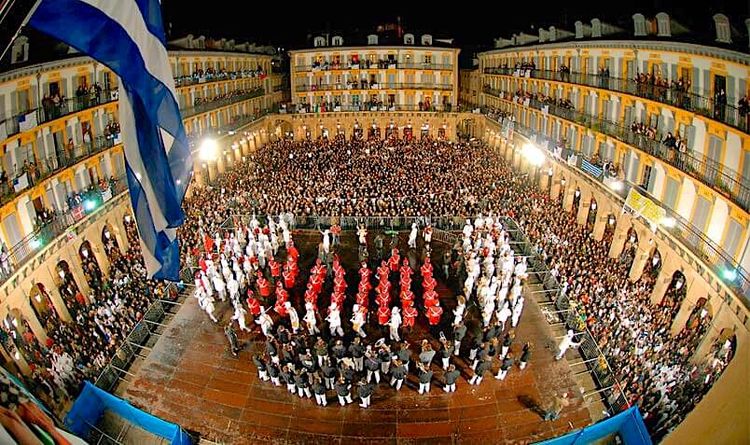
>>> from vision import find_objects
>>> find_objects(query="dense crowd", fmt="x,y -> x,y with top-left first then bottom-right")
179,135 -> 734,439
2,230 -> 176,413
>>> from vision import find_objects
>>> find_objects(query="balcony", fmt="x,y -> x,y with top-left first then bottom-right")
294,83 -> 453,93
294,63 -> 454,72
483,87 -> 750,212
174,70 -> 267,88
285,102 -> 453,114
0,176 -> 128,288
0,89 -> 118,141
483,67 -> 750,135
0,135 -> 121,207
181,87 -> 265,118
487,113 -> 750,305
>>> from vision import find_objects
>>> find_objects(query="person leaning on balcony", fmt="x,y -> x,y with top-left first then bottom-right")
66,138 -> 74,160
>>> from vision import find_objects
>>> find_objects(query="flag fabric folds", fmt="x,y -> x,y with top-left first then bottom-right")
29,0 -> 192,280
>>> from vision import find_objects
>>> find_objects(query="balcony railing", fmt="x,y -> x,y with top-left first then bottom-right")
0,135 -> 120,207
0,89 -> 118,141
486,113 -> 750,304
284,103 -> 454,114
294,63 -> 454,72
181,88 -> 265,118
483,67 -> 750,134
483,87 -> 750,212
174,71 -> 267,88
0,176 -> 128,288
295,83 -> 453,93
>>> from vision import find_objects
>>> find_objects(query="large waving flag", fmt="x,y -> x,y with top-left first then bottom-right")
29,0 -> 192,280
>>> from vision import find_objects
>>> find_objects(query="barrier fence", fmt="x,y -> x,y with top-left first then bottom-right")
501,217 -> 631,414
93,284 -> 178,393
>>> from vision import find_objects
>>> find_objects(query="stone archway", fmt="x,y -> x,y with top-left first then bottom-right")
123,214 -> 139,248
585,197 -> 598,231
29,283 -> 59,329
660,270 -> 687,321
79,240 -> 103,290
56,260 -> 82,315
385,123 -> 399,140
603,213 -> 617,245
1,309 -> 35,364
643,246 -> 662,280
571,187 -> 582,216
269,118 -> 293,141
619,227 -> 638,270
101,224 -> 121,262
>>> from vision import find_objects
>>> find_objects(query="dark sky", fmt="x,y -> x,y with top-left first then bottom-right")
162,0 -> 749,51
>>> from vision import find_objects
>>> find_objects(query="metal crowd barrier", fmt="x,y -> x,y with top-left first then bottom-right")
93,298 -> 169,393
502,216 -> 630,414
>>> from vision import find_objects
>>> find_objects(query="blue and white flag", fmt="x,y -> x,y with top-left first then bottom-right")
29,0 -> 192,280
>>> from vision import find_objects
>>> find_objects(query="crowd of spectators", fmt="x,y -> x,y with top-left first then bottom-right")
178,132 -> 733,438
174,67 -> 267,86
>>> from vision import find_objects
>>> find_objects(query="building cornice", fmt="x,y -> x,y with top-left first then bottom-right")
479,40 -> 750,67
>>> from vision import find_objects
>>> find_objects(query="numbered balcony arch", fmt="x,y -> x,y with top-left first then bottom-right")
101,224 -> 121,262
571,187 -> 582,216
29,283 -> 61,327
1,309 -> 34,363
79,240 -> 103,289
661,270 -> 687,321
619,227 -> 639,270
385,122 -> 399,140
367,123 -> 381,140
585,197 -> 598,231
123,213 -> 139,247
55,260 -> 82,316
643,246 -> 662,280
603,213 -> 617,245
683,297 -> 712,337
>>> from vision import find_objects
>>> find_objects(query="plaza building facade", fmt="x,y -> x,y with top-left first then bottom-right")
0,35 -> 284,376
0,14 -> 747,444
477,12 -> 750,444
289,32 -> 460,113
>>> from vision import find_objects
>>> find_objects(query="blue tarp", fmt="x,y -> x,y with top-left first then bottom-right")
535,406 -> 652,445
64,381 -> 191,445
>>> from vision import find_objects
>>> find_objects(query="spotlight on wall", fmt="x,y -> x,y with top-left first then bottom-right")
660,216 -> 676,228
608,180 -> 624,191
84,200 -> 96,211
521,142 -> 545,166
722,268 -> 738,282
199,138 -> 219,161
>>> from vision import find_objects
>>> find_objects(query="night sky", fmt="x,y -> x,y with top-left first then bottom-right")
162,0 -> 749,52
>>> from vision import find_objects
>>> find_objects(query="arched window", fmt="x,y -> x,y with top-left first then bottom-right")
591,19 -> 602,38
632,13 -> 647,36
331,36 -> 343,46
574,21 -> 584,39
367,34 -> 378,45
404,34 -> 415,45
421,34 -> 433,46
313,36 -> 326,47
656,12 -> 671,37
713,14 -> 732,43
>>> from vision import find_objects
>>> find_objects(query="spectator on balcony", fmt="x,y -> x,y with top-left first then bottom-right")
714,88 -> 727,121
738,95 -> 750,130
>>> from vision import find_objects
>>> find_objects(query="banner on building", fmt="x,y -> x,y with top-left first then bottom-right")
12,173 -> 29,192
71,205 -> 85,221
624,188 -> 666,227
18,111 -> 38,132
101,188 -> 112,202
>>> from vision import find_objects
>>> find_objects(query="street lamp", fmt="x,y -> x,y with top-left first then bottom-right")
199,138 -> 218,161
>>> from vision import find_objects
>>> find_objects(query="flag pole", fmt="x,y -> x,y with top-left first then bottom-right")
0,0 -> 43,62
